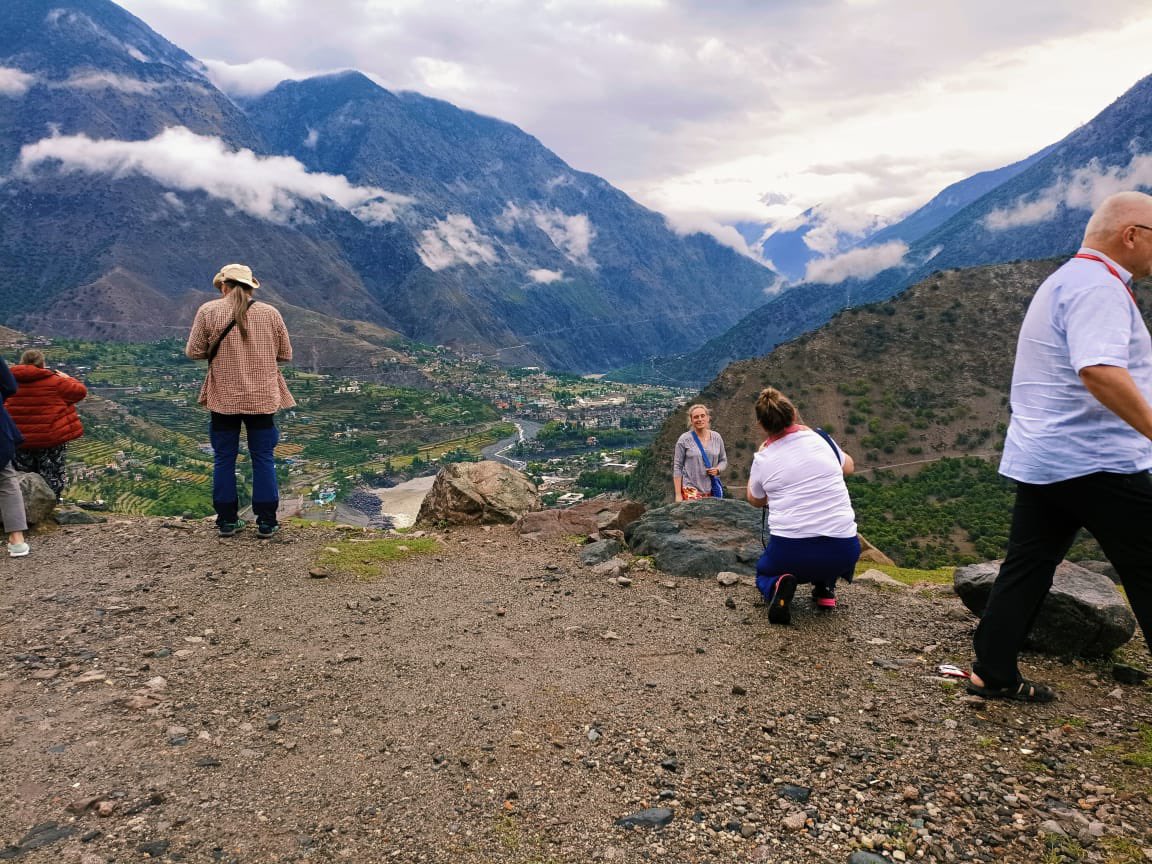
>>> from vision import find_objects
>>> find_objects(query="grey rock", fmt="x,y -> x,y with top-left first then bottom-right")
6,472 -> 56,528
779,784 -> 811,803
716,571 -> 741,587
1112,663 -> 1149,685
1039,820 -> 1067,837
53,507 -> 107,525
615,807 -> 674,829
416,461 -> 540,526
580,539 -> 623,566
954,560 -> 1136,657
848,853 -> 890,864
592,558 -> 627,580
625,499 -> 765,577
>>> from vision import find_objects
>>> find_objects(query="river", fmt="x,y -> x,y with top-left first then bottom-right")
480,418 -> 543,470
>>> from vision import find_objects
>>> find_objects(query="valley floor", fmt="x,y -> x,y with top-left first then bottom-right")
1,519 -> 1150,864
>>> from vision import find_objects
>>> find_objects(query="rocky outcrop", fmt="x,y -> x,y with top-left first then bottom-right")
515,499 -> 647,540
624,499 -> 765,577
954,560 -> 1136,658
858,535 -> 895,567
416,461 -> 540,527
3,472 -> 57,528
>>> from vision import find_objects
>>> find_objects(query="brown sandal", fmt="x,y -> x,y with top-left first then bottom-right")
967,678 -> 1056,703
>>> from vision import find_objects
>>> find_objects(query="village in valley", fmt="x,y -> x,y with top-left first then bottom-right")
13,333 -> 692,521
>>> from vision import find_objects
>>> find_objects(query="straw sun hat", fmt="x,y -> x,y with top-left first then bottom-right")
212,263 -> 260,291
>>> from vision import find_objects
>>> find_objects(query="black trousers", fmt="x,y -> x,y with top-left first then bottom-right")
973,471 -> 1152,688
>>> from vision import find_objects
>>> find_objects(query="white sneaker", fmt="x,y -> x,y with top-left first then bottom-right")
7,542 -> 29,557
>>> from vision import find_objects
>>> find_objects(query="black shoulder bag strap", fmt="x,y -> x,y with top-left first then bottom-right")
206,300 -> 256,363
814,427 -> 842,463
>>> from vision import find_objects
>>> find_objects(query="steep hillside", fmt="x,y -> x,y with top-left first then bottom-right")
0,0 -> 777,371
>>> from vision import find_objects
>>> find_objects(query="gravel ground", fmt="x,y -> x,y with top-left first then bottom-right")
1,518 -> 1150,864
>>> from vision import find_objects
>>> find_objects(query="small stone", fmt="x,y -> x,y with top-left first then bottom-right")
30,669 -> 60,680
144,676 -> 168,691
848,853 -> 890,864
943,718 -> 958,730
308,567 -> 329,579
779,784 -> 811,803
660,580 -> 677,589
731,684 -> 747,696
74,671 -> 107,685
892,852 -> 907,863
1039,820 -> 1067,837
138,840 -> 170,858
495,607 -> 506,617
1108,687 -> 1124,699
1112,664 -> 1149,685
724,595 -> 737,609
266,713 -> 282,731
660,757 -> 679,772
741,824 -> 756,839
717,572 -> 740,587
587,728 -> 602,743
615,807 -> 674,829
196,757 -> 222,768
782,812 -> 807,832
602,631 -> 620,641
615,577 -> 633,588
97,801 -> 116,818
902,785 -> 920,802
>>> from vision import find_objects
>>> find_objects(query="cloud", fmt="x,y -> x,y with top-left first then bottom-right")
527,268 -> 564,284
200,58 -> 308,97
984,150 -> 1152,230
17,127 -> 414,225
0,67 -> 36,97
61,72 -> 168,94
303,128 -> 319,149
803,240 -> 908,284
663,211 -> 767,262
498,203 -> 598,268
417,214 -> 500,270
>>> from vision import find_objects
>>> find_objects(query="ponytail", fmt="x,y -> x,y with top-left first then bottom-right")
754,387 -> 798,436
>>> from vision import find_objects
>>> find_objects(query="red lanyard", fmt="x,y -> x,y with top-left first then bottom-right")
1074,253 -> 1136,305
762,424 -> 805,449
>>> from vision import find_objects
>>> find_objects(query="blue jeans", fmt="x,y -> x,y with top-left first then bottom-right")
755,535 -> 861,601
210,412 -> 280,528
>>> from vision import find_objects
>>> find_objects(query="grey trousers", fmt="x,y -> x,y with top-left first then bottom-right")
0,462 -> 27,534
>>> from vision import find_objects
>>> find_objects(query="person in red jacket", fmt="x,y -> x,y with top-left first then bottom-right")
8,349 -> 87,500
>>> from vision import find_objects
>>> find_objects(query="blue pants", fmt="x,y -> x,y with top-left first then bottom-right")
755,535 -> 861,601
210,412 -> 280,528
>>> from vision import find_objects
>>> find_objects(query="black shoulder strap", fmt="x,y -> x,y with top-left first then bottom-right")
206,300 -> 256,362
814,427 -> 842,464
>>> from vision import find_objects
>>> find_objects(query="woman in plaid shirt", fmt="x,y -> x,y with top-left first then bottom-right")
186,264 -> 295,538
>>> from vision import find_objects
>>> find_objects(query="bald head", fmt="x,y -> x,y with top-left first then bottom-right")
1082,191 -> 1152,278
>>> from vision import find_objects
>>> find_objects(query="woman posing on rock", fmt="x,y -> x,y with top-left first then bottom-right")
0,356 -> 29,557
746,387 -> 860,624
186,264 -> 294,539
673,403 -> 728,501
7,349 -> 88,500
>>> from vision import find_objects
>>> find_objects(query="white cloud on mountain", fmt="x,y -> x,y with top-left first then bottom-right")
200,58 -> 310,98
0,67 -> 36,97
417,214 -> 500,271
804,240 -> 908,285
16,127 -> 414,224
984,151 -> 1152,230
62,72 -> 168,94
662,211 -> 766,263
527,268 -> 564,284
498,203 -> 597,268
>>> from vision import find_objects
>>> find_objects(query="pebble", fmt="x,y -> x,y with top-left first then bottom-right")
601,631 -> 620,641
74,670 -> 107,684
716,572 -> 740,587
615,577 -> 633,587
724,596 -> 737,609
616,807 -> 674,829
731,684 -> 747,696
782,812 -> 807,832
97,801 -> 116,818
1039,820 -> 1067,837
308,567 -> 329,579
779,784 -> 811,803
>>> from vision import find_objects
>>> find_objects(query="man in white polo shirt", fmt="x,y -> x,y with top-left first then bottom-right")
969,191 -> 1152,702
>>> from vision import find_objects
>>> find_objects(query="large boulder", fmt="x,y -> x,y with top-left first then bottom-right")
514,498 -> 647,540
416,461 -> 540,527
954,560 -> 1136,658
0,472 -> 57,529
625,499 -> 765,577
858,534 -> 895,566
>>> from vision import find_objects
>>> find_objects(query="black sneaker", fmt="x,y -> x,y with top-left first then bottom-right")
767,574 -> 797,625
256,523 -> 280,540
218,519 -> 246,537
812,583 -> 837,609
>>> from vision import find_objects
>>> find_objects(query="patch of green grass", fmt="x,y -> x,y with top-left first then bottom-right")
315,537 -> 439,579
1121,725 -> 1152,768
976,735 -> 998,748
1100,837 -> 1146,864
855,562 -> 954,585
1042,835 -> 1086,864
1059,716 -> 1087,729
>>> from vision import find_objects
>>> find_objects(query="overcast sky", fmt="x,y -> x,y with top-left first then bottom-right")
117,0 -> 1152,236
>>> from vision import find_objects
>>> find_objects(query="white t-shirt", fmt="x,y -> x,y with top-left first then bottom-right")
748,428 -> 857,539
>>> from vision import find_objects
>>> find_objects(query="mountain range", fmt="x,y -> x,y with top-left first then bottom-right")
618,73 -> 1152,385
0,0 -> 776,372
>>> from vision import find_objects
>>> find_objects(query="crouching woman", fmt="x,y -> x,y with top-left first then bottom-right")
746,387 -> 860,624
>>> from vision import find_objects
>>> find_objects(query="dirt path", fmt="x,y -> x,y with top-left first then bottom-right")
1,519 -> 1150,863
